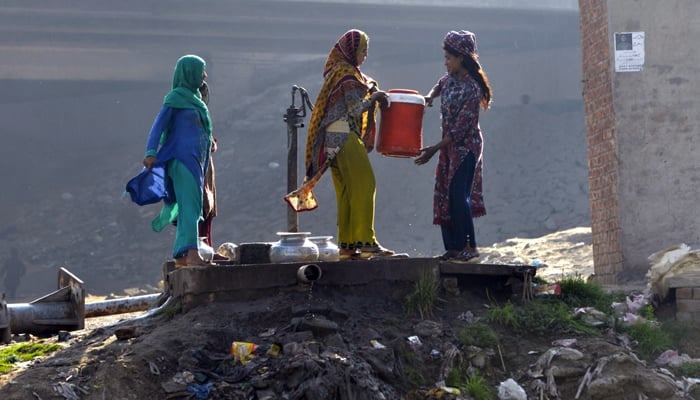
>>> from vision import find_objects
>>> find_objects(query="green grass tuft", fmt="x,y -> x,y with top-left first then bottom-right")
405,269 -> 441,319
0,342 -> 61,374
457,323 -> 498,349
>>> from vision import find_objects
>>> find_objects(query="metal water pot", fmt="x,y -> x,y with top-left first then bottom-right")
308,236 -> 340,262
269,232 -> 319,263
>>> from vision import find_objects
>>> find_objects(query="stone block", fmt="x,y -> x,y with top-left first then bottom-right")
675,299 -> 700,314
676,287 -> 693,300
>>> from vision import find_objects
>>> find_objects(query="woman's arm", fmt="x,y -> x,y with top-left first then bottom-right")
414,135 -> 452,165
424,75 -> 446,107
143,106 -> 174,169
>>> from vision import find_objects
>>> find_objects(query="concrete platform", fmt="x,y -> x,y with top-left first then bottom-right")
164,258 -> 537,310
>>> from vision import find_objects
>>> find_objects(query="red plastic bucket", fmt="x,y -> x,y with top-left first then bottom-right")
377,89 -> 425,157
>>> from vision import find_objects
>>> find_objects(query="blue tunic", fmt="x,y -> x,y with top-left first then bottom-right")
145,106 -> 212,186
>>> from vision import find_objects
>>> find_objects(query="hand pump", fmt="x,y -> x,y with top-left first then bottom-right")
283,85 -> 313,232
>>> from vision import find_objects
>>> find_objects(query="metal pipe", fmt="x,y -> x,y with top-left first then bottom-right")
297,264 -> 322,283
286,104 -> 299,233
0,267 -> 165,342
84,293 -> 160,318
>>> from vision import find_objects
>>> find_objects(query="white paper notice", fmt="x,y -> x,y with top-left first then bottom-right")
614,32 -> 645,72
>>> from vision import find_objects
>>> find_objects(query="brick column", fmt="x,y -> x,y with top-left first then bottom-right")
578,0 -> 623,284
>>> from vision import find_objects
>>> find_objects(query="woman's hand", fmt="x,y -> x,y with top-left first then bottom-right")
143,156 -> 156,170
414,146 -> 437,165
369,90 -> 389,107
424,95 -> 434,107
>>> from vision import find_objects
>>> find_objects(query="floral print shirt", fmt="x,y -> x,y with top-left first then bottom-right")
432,72 -> 486,225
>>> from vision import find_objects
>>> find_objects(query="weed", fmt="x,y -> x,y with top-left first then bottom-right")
622,320 -> 672,361
559,275 -> 624,311
446,368 -> 496,400
464,373 -> 497,400
405,269 -> 441,319
162,301 -> 182,319
661,320 -> 699,356
485,302 -> 519,330
487,298 -> 599,336
0,342 -> 61,374
674,361 -> 700,378
457,323 -> 498,349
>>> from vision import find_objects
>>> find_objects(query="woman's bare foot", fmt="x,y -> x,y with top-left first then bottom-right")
176,249 -> 211,267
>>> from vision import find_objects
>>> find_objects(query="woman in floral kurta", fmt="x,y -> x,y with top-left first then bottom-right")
416,30 -> 493,262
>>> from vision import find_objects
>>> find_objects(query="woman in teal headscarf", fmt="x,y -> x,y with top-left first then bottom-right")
142,55 -> 213,267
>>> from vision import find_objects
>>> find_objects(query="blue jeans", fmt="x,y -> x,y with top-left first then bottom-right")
441,151 -> 477,251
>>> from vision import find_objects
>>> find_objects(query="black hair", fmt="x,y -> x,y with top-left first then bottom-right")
444,43 -> 492,110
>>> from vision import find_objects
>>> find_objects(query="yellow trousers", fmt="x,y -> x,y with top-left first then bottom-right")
330,134 -> 378,248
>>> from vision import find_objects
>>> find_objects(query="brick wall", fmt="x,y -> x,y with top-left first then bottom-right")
675,287 -> 700,323
578,0 -> 623,284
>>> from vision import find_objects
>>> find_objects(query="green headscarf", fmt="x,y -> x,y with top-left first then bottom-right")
163,55 -> 212,134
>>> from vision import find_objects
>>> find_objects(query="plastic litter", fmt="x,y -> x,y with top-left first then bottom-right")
187,382 -> 213,399
533,282 -> 561,296
370,339 -> 386,349
531,258 -> 547,267
231,341 -> 258,365
497,378 -> 527,400
407,335 -> 422,346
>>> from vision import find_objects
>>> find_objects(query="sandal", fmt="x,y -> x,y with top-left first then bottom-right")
339,248 -> 361,260
451,249 -> 480,263
358,243 -> 396,259
436,250 -> 460,260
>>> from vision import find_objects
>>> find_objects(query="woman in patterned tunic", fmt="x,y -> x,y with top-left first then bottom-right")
415,30 -> 493,262
300,29 -> 395,260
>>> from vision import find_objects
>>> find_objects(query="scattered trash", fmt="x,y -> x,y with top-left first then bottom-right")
457,310 -> 478,323
533,282 -> 561,296
407,336 -> 422,347
531,258 -> 547,267
655,349 -> 679,366
253,343 -> 281,357
574,307 -> 608,326
497,378 -> 527,400
551,338 -> 577,347
231,341 -> 258,365
187,382 -> 213,399
258,328 -> 276,337
57,331 -> 70,342
625,294 -> 647,314
148,360 -> 160,375
426,386 -> 461,396
172,371 -> 195,385
370,339 -> 386,349
655,349 -> 694,368
53,382 -> 88,400
430,349 -> 441,359
266,343 -> 281,357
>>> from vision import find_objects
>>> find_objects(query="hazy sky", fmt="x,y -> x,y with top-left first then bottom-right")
285,0 -> 579,11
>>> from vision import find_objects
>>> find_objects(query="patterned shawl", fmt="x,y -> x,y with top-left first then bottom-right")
304,29 -> 374,179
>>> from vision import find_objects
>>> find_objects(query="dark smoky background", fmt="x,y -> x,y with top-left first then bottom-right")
0,0 -> 588,300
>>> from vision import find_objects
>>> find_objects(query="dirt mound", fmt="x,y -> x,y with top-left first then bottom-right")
0,267 -> 694,400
